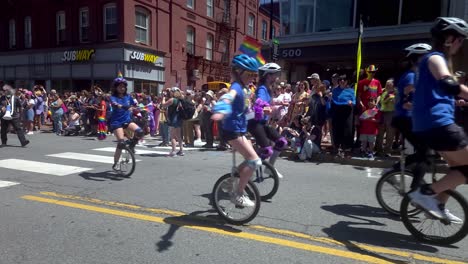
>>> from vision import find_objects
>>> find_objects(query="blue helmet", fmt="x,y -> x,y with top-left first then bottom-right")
232,54 -> 259,72
113,77 -> 127,87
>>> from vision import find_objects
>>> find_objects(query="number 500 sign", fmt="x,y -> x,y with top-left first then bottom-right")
281,48 -> 302,58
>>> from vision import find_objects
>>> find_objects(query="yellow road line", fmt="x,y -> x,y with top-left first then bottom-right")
22,195 -> 394,264
40,192 -> 185,216
37,191 -> 467,264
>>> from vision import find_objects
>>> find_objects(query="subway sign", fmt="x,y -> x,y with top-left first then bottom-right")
129,51 -> 158,64
62,49 -> 95,62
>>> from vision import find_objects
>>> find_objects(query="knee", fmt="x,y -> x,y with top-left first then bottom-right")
134,128 -> 144,139
258,146 -> 273,160
242,158 -> 262,170
273,137 -> 288,151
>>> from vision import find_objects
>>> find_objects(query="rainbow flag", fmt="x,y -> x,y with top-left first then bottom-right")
239,36 -> 266,66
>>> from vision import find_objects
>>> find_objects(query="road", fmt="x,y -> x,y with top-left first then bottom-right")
0,132 -> 467,264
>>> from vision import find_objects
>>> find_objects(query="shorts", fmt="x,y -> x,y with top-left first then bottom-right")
222,130 -> 245,142
110,122 -> 130,132
360,134 -> 376,143
25,109 -> 34,121
416,123 -> 468,151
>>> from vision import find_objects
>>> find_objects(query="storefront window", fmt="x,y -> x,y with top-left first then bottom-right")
356,0 -> 399,27
401,0 -> 449,24
316,0 -> 353,32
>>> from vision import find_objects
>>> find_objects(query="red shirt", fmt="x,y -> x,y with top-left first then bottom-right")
358,78 -> 382,109
359,108 -> 380,135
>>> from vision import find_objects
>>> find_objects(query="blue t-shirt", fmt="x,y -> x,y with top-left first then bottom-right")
394,70 -> 415,118
255,84 -> 271,122
413,52 -> 455,132
110,94 -> 135,127
222,82 -> 248,133
331,87 -> 355,105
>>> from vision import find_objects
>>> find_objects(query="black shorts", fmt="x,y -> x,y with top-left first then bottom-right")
110,122 -> 130,132
416,123 -> 468,152
222,130 -> 245,142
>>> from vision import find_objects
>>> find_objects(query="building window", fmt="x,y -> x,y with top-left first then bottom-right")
8,19 -> 15,49
272,27 -> 276,38
206,33 -> 213,60
187,0 -> 194,9
261,20 -> 267,40
104,3 -> 118,40
401,0 -> 448,24
248,14 -> 255,36
135,7 -> 150,44
56,11 -> 66,44
187,26 -> 195,54
79,7 -> 90,42
24,16 -> 32,48
207,0 -> 213,17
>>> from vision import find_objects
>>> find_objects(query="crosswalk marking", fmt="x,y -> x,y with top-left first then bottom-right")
47,152 -> 141,164
93,147 -> 167,155
0,159 -> 91,176
0,180 -> 20,188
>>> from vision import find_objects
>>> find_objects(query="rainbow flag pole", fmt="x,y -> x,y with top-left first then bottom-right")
355,18 -> 363,95
239,36 -> 266,66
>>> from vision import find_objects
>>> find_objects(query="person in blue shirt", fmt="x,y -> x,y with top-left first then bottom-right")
247,62 -> 288,169
408,17 -> 468,222
385,43 -> 432,180
211,54 -> 260,207
109,75 -> 144,171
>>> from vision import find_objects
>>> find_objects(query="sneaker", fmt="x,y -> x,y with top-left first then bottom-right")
176,150 -> 185,156
408,188 -> 444,219
167,151 -> 176,157
441,205 -> 463,224
202,144 -> 214,148
112,163 -> 119,171
231,194 -> 255,207
276,169 -> 284,179
27,131 -> 33,135
367,152 -> 375,160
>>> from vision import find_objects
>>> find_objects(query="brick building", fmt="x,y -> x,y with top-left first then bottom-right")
0,0 -> 280,93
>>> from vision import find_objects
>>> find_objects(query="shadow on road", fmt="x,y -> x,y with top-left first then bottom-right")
321,204 -> 454,263
78,170 -> 129,181
156,209 -> 241,253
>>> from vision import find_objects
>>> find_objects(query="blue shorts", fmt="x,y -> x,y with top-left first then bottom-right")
25,109 -> 34,121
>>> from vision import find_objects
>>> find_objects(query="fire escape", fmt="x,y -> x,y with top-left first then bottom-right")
186,0 -> 235,85
212,0 -> 235,82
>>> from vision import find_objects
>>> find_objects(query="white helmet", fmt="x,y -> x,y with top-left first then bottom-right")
405,43 -> 432,57
432,17 -> 468,38
258,62 -> 281,76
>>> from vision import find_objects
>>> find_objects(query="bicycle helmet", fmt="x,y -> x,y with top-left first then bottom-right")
405,43 -> 432,57
258,62 -> 281,76
113,77 -> 127,87
431,17 -> 468,38
232,54 -> 259,72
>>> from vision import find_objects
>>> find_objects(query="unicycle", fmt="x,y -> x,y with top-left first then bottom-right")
112,139 -> 136,177
211,150 -> 261,225
253,160 -> 279,201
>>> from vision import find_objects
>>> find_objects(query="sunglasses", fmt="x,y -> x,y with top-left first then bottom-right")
244,71 -> 258,78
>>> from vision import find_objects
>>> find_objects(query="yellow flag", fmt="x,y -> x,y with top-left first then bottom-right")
355,19 -> 363,96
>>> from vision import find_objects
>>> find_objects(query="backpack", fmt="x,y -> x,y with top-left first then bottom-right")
177,99 -> 196,120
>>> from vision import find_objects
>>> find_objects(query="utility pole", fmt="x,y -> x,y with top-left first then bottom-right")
269,0 -> 273,60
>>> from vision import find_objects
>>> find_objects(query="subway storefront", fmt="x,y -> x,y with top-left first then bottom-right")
0,44 -> 165,94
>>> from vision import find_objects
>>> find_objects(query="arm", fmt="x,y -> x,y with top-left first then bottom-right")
428,55 -> 468,100
211,89 -> 237,120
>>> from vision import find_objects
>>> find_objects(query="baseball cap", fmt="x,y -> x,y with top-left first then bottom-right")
307,73 -> 320,80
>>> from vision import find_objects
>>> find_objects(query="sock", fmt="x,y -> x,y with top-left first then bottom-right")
269,150 -> 280,166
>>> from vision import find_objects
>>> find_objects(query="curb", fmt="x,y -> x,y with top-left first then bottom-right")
281,151 -> 449,173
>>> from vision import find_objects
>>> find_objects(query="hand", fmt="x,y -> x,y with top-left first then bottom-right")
348,100 -> 353,106
317,91 -> 323,97
403,102 -> 412,110
263,106 -> 272,114
456,99 -> 466,106
211,113 -> 224,121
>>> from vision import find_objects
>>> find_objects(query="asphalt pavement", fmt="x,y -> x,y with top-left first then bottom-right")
0,132 -> 467,264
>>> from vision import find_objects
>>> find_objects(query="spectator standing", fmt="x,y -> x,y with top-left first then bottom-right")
359,98 -> 381,159
376,78 -> 397,156
331,75 -> 355,156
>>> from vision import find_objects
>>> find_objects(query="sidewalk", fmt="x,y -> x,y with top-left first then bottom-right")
281,148 -> 449,173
